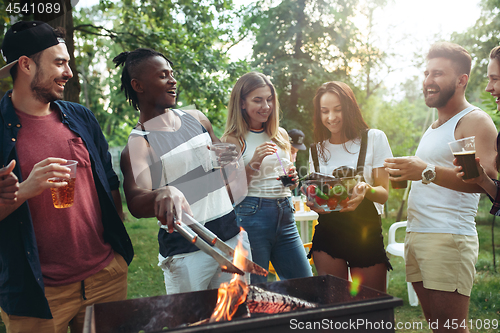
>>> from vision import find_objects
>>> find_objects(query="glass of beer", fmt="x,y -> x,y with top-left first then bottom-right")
448,136 -> 479,180
387,157 -> 407,189
49,160 -> 78,208
391,175 -> 407,189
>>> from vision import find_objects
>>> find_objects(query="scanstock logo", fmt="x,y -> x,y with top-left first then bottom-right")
5,1 -> 80,21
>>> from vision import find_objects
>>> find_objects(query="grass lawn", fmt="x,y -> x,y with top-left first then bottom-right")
1,198 -> 499,332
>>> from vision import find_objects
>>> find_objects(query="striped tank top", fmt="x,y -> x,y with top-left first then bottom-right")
129,109 -> 239,256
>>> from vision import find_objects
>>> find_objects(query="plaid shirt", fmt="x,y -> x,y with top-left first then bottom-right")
488,179 -> 500,216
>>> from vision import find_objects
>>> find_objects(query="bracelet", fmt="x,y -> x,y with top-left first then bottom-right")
248,163 -> 260,172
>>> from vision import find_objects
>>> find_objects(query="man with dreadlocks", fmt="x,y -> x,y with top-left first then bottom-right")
115,48 -> 251,294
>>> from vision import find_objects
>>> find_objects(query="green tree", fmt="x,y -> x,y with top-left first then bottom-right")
350,0 -> 394,102
451,0 -> 500,113
360,81 -> 430,216
248,0 -> 359,123
72,0 -> 251,144
0,2 -> 22,96
35,1 -> 81,103
245,0 -> 389,170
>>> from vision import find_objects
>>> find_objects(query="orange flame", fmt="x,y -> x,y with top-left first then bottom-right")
210,229 -> 249,322
232,227 -> 248,271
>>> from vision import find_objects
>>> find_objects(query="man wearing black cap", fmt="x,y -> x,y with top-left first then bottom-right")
287,128 -> 306,163
0,21 -> 133,333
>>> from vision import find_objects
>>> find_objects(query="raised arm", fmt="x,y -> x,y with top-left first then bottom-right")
385,110 -> 498,193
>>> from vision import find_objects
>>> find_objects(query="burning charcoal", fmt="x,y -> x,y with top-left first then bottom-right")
246,285 -> 318,314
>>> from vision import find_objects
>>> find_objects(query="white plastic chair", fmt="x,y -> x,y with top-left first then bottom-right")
386,221 -> 419,306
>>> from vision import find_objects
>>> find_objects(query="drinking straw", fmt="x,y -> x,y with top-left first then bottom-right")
275,150 -> 287,175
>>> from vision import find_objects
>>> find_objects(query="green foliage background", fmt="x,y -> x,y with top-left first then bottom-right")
0,2 -> 499,331
1,0 -> 498,147
0,0 -> 498,260
0,0 -> 498,225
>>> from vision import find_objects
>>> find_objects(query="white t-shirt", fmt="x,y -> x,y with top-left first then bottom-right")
309,129 -> 393,214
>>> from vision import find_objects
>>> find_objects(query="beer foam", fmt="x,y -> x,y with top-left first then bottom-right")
453,150 -> 476,155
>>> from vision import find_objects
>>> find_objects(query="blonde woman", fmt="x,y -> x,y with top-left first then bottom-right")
222,72 -> 313,283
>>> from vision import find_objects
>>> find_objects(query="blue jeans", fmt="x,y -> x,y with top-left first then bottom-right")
234,196 -> 313,284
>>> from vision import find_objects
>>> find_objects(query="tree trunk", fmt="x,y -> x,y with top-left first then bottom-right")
289,0 -> 306,119
34,0 -> 80,103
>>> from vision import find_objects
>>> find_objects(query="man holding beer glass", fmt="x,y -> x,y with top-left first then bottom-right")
0,21 -> 133,333
454,46 -> 500,216
384,42 -> 498,332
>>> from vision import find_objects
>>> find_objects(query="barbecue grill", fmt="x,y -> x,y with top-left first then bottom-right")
83,275 -> 403,333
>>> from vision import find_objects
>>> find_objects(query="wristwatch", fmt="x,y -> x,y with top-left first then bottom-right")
421,164 -> 436,184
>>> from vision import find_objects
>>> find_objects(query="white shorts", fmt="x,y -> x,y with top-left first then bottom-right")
158,230 -> 251,294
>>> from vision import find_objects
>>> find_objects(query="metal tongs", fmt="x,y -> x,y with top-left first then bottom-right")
172,211 -> 268,277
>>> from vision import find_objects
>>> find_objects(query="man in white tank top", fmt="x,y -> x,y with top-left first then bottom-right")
384,42 -> 498,332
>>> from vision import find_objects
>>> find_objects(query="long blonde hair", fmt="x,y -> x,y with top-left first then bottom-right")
222,72 -> 290,151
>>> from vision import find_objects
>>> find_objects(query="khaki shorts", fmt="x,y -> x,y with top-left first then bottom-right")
1,252 -> 128,333
405,232 -> 478,296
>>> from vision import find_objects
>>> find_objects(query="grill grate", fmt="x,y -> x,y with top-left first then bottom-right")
84,275 -> 403,333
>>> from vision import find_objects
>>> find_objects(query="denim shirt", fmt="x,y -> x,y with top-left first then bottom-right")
0,91 -> 134,319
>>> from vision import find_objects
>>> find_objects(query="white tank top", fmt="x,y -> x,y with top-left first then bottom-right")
407,106 -> 480,235
241,129 -> 292,199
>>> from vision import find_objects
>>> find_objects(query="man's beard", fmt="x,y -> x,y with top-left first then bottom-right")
424,81 -> 456,108
30,68 -> 65,104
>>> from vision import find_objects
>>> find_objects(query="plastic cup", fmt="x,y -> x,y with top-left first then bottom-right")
274,159 -> 295,187
210,143 -> 238,169
292,196 -> 303,212
448,136 -> 479,180
48,160 -> 78,209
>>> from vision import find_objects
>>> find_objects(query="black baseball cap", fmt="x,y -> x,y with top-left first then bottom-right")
288,129 -> 306,150
0,21 -> 65,79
